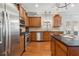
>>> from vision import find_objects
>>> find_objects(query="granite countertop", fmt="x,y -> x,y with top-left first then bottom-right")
51,34 -> 79,47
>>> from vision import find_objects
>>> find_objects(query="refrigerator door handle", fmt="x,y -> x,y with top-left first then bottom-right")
0,11 -> 4,44
3,11 -> 9,55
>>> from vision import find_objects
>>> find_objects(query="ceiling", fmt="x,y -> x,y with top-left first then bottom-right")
22,3 -> 79,15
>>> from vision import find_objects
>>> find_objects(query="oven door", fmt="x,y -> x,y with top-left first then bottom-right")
25,34 -> 30,48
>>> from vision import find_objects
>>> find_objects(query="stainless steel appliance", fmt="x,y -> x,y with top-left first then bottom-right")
20,18 -> 26,35
25,33 -> 30,48
0,3 -> 20,56
20,17 -> 30,48
0,3 -> 5,56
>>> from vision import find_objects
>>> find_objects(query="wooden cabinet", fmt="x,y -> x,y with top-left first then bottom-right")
30,32 -> 36,41
15,35 -> 25,56
51,37 -> 67,56
30,31 -> 50,42
53,14 -> 62,27
51,37 -> 55,56
29,17 -> 41,27
50,31 -> 63,56
55,40 -> 67,56
30,31 -> 51,42
17,4 -> 29,27
43,32 -> 50,41
23,10 -> 26,20
19,5 -> 24,18
56,40 -> 67,52
24,11 -> 29,27
51,35 -> 79,56
19,35 -> 25,53
68,47 -> 79,56
25,15 -> 29,27
55,43 -> 67,56
30,31 -> 63,42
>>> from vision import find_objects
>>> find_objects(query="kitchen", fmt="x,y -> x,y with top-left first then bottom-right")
0,3 -> 79,56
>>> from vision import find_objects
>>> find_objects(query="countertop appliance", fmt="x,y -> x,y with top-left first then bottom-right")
0,3 -> 20,56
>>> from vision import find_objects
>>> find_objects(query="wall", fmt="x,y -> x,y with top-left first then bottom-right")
29,11 -> 79,32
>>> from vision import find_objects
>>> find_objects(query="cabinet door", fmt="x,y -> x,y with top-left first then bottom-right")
53,14 -> 61,27
43,32 -> 50,41
19,35 -> 24,51
30,32 -> 36,41
29,17 -> 41,27
25,15 -> 29,27
19,6 -> 24,18
23,11 -> 26,21
24,11 -> 29,27
55,43 -> 67,56
51,37 -> 55,56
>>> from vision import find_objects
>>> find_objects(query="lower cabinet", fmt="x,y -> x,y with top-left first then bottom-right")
43,32 -> 50,41
30,32 -> 43,41
30,32 -> 36,41
15,34 -> 25,56
30,31 -> 51,42
30,31 -> 63,42
51,36 -> 67,56
19,35 -> 25,55
51,38 -> 67,56
20,35 -> 25,50
51,37 -> 55,56
51,36 -> 79,56
55,42 -> 67,56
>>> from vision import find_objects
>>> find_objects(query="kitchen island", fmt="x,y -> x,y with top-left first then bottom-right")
51,34 -> 79,56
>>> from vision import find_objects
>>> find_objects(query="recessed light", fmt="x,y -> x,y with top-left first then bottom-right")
35,4 -> 39,8
71,4 -> 75,7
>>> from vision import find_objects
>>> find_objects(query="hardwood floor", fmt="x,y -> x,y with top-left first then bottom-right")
22,41 -> 51,56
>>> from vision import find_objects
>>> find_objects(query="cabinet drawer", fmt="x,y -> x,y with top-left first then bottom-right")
56,40 -> 67,52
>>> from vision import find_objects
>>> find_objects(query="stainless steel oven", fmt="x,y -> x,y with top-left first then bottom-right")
25,33 -> 30,48
20,18 -> 26,35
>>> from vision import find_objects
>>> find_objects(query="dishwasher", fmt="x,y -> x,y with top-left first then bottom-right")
36,32 -> 43,41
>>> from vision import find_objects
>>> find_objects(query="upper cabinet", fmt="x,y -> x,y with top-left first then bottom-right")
29,17 -> 41,27
53,14 -> 62,27
23,11 -> 29,27
19,5 -> 24,18
17,4 -> 29,27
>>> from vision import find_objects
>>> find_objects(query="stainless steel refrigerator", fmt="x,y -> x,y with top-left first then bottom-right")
0,3 -> 20,56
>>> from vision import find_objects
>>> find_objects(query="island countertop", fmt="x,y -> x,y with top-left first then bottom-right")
51,34 -> 79,47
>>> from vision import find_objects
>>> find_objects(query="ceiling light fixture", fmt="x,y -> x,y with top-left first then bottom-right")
71,3 -> 75,7
55,3 -> 71,9
35,4 -> 39,8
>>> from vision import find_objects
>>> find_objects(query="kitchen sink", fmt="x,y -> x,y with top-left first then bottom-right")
60,34 -> 79,40
62,35 -> 74,38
